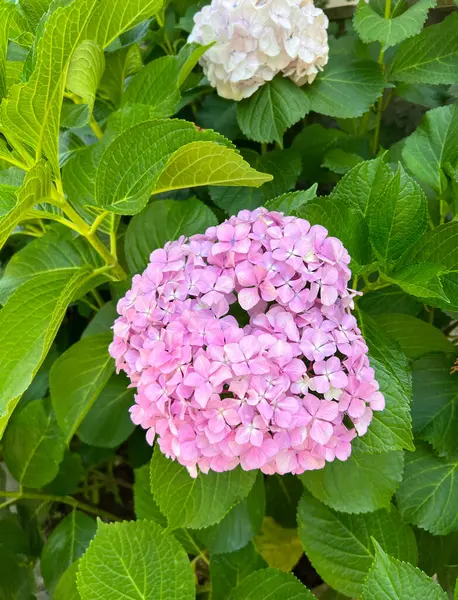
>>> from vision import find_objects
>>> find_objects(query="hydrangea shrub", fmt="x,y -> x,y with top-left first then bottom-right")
0,0 -> 457,599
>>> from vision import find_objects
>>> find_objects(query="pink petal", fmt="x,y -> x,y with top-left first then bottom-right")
238,287 -> 260,310
310,419 -> 333,445
316,400 -> 339,421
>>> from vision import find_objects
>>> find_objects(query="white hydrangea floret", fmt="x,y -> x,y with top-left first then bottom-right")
188,0 -> 329,101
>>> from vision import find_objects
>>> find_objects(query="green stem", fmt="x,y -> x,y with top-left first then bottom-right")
91,288 -> 105,309
372,0 -> 392,156
89,115 -> 104,140
0,154 -> 29,171
0,490 -> 122,521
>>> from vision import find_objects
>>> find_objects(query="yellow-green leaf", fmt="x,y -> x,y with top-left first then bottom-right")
254,517 -> 303,572
66,40 -> 105,110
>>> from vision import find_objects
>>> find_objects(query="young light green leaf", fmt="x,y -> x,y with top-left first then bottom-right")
66,40 -> 105,110
236,76 -> 310,144
402,104 -> 458,194
54,561 -> 81,600
412,354 -> 458,460
303,58 -> 384,118
42,512 -> 96,594
300,450 -> 404,514
0,267 -> 90,438
98,44 -> 142,108
0,1 -> 16,100
176,42 -> 212,87
389,13 -> 458,84
0,160 -> 52,251
50,333 -> 115,444
372,314 -> 456,360
122,55 -> 180,116
297,491 -> 418,597
125,198 -> 217,274
354,0 -> 435,48
211,543 -> 267,600
77,520 -> 195,600
3,399 -> 65,488
230,568 -> 315,600
198,472 -> 265,554
396,443 -> 458,535
368,165 -> 427,265
361,541 -> 448,600
150,445 -> 257,530
384,263 -> 449,302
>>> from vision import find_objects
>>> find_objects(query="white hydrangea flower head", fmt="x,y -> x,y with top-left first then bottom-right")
188,0 -> 329,101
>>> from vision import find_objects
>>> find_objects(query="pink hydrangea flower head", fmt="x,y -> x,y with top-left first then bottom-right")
110,208 -> 384,477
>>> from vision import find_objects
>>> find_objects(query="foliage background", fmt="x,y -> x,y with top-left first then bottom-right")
0,0 -> 457,598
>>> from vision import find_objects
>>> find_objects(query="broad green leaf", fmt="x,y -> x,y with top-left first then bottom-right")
236,76 -> 310,144
253,517 -> 303,572
299,195 -> 371,272
122,55 -> 180,116
78,374 -> 135,448
98,44 -> 142,108
197,95 -> 240,140
198,472 -> 265,554
368,165 -> 427,264
0,0 -> 164,173
300,450 -> 404,514
265,474 -> 303,528
54,561 -> 81,600
384,263 -> 449,302
396,443 -> 458,535
329,157 -> 392,217
291,124 -> 348,182
355,312 -> 413,453
322,148 -> 364,174
66,40 -> 105,110
82,301 -> 117,338
297,491 -> 418,597
0,1 -> 15,100
389,13 -> 458,84
402,104 -> 458,194
44,450 -> 85,495
361,541 -> 448,600
50,333 -> 114,443
230,568 -> 316,599
95,119 -> 267,214
0,513 -> 30,556
0,267 -> 90,438
303,58 -> 384,118
125,198 -> 217,274
372,314 -> 456,359
0,160 -> 51,251
359,285 -> 421,316
3,398 -> 65,488
0,226 -> 102,304
176,42 -> 212,87
412,354 -> 458,459
42,512 -> 96,594
0,547 -> 36,600
77,520 -> 195,600
61,102 -> 90,128
354,0 -> 435,48
211,543 -> 267,600
264,185 -> 318,215
210,148 -> 301,215
19,0 -> 52,30
150,445 -> 257,530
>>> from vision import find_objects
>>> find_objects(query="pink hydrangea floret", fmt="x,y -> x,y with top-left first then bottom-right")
110,208 -> 384,477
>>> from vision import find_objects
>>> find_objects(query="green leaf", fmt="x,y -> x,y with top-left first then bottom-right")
18,0 -> 51,31
98,44 -> 142,109
253,517 -> 303,572
0,226 -> 102,304
396,443 -> 458,535
384,263 -> 449,302
41,512 -> 96,594
359,285 -> 421,316
82,301 -> 117,338
402,104 -> 458,194
236,77 -> 310,144
322,148 -> 364,174
355,312 -> 414,453
0,267 -> 90,438
291,124 -> 348,182
0,160 -> 52,251
372,314 -> 456,359
77,520 -> 195,600
197,95 -> 240,140
354,0 -> 435,48
176,42 -> 212,87
54,561 -> 81,600
122,56 -> 180,117
303,58 -> 384,118
368,165 -> 427,264
389,13 -> 458,84
0,548 -> 36,600
230,568 -> 316,599
96,119 -> 270,214
3,398 -> 65,488
0,512 -> 30,556
66,40 -> 105,110
361,540 -> 448,600
44,450 -> 85,495
150,445 -> 257,530
198,472 -> 265,554
61,102 -> 91,128
412,354 -> 458,459
78,374 -> 135,448
211,543 -> 267,600
300,450 -> 404,514
50,333 -> 115,444
265,474 -> 303,529
297,491 -> 418,597
125,198 -> 217,274
0,1 -> 15,100
264,185 -> 318,215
